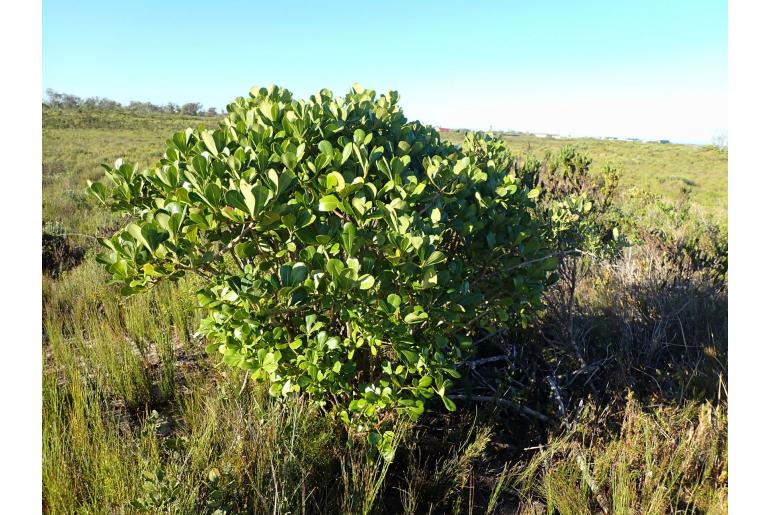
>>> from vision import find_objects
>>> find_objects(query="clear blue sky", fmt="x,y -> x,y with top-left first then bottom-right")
43,0 -> 726,143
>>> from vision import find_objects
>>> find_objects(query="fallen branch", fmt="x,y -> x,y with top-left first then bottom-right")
447,394 -> 553,424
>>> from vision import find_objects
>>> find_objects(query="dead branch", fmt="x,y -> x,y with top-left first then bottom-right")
547,375 -> 567,419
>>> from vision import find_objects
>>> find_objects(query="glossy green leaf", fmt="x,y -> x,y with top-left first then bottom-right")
441,396 -> 457,412
318,195 -> 340,212
201,131 -> 218,156
358,274 -> 375,290
341,222 -> 357,256
326,171 -> 345,192
423,251 -> 446,267
387,293 -> 401,308
318,140 -> 334,156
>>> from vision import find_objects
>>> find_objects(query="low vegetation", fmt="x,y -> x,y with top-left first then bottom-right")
42,86 -> 727,513
443,131 -> 727,220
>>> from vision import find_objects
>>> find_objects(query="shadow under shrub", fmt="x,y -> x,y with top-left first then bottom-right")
42,221 -> 85,276
535,247 -> 727,408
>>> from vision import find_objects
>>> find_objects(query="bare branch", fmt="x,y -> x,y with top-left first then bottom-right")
465,354 -> 510,368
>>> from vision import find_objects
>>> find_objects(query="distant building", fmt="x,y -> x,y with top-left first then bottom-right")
658,139 -> 670,144
438,127 -> 451,133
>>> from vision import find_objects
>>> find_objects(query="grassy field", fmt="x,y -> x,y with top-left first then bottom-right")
443,131 -> 727,220
42,108 -> 727,513
43,109 -> 219,236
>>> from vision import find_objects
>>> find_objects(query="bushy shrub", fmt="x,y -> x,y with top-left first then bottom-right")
517,145 -> 621,258
88,84 -> 557,452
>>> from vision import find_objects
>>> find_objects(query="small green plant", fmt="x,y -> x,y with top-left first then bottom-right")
130,469 -> 182,512
89,84 -> 556,452
204,466 -> 241,514
515,146 -> 623,369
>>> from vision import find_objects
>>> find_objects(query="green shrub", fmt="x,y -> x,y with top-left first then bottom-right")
88,84 -> 556,452
517,145 -> 621,258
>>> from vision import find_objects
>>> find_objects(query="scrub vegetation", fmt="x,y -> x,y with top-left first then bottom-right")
42,86 -> 727,514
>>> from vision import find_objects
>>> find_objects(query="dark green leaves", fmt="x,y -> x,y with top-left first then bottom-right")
225,189 -> 249,214
280,262 -> 308,286
236,180 -> 271,218
268,168 -> 295,199
126,222 -> 168,254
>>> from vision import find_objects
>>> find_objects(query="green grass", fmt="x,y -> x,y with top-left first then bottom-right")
42,262 -> 354,513
42,108 -> 727,513
442,131 -> 727,220
43,109 -> 218,236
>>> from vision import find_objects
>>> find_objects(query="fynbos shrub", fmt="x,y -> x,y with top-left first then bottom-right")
517,145 -> 621,258
89,85 -> 556,452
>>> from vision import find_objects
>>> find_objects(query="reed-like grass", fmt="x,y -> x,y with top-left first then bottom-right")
512,398 -> 727,514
